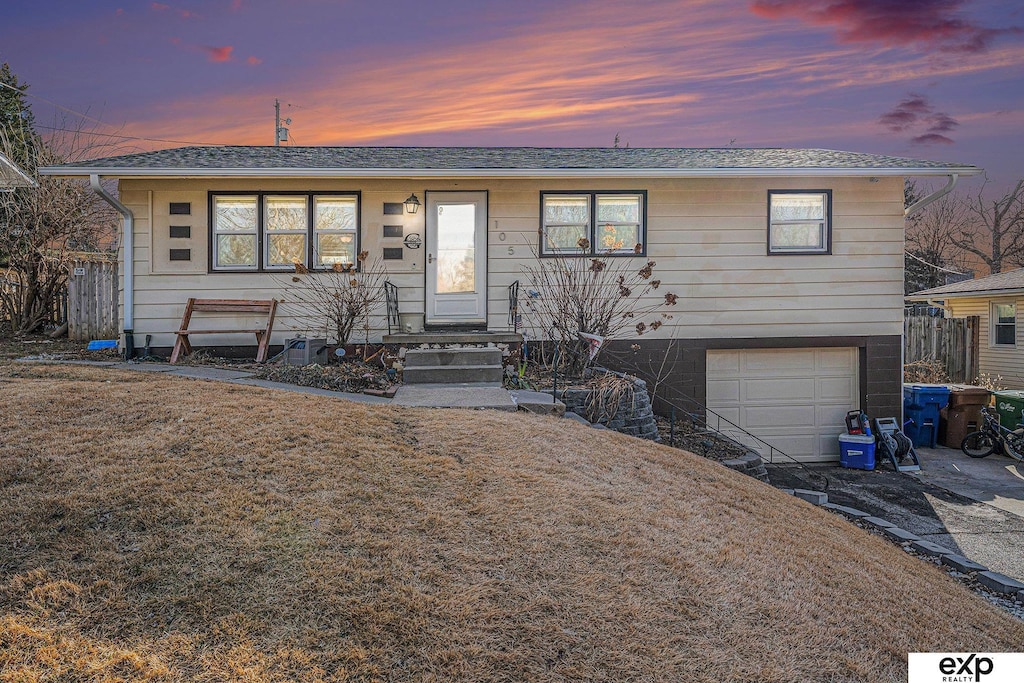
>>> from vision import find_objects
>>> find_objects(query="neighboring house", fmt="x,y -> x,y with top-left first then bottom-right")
909,268 -> 1024,388
41,146 -> 978,461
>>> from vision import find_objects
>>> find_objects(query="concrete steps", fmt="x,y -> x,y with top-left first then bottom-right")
402,347 -> 503,385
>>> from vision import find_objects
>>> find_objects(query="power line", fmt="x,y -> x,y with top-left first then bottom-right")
904,250 -> 967,275
35,124 -> 219,146
2,81 -> 220,147
0,80 -> 110,128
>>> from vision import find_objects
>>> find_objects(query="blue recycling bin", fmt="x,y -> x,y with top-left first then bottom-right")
903,384 -> 951,448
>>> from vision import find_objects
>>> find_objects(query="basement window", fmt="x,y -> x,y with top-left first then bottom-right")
768,190 -> 831,255
992,302 -> 1016,346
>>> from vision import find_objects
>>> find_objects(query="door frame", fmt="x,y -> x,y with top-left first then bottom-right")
423,190 -> 489,326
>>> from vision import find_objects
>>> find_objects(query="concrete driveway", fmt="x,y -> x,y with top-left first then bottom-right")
767,445 -> 1024,584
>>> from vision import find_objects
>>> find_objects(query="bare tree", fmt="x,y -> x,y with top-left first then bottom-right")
0,120 -> 120,333
904,180 -> 971,294
951,178 -> 1024,274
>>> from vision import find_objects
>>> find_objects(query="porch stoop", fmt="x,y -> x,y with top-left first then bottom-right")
402,347 -> 504,385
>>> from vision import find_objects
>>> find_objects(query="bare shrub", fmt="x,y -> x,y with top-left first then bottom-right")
973,373 -> 1006,392
277,252 -> 387,345
903,358 -> 950,384
521,240 -> 676,376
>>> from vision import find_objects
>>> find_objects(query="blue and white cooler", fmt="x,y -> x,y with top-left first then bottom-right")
838,433 -> 876,470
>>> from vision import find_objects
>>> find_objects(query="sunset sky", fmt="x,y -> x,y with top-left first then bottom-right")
2,0 -> 1022,189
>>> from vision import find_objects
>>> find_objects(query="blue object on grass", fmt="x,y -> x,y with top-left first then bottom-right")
87,340 -> 118,350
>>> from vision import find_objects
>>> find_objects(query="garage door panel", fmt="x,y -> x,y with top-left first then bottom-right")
817,404 -> 851,429
818,433 -> 842,457
744,377 -> 815,402
713,407 -> 741,426
707,379 -> 740,403
750,433 -> 816,460
707,347 -> 859,463
818,376 -> 856,401
742,349 -> 815,372
817,348 -> 859,372
743,405 -> 815,429
707,352 -> 740,373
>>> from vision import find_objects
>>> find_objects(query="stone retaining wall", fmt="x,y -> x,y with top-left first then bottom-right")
551,373 -> 660,442
720,452 -> 770,482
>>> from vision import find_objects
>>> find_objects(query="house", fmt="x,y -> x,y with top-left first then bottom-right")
41,146 -> 979,462
909,268 -> 1024,388
0,151 -> 35,189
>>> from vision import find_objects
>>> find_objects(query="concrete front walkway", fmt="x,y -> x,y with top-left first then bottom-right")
767,445 -> 1024,583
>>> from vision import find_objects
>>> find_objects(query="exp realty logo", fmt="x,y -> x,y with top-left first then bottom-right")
909,653 -> 1023,682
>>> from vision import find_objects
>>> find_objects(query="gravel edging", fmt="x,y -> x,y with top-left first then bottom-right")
786,489 -> 1024,622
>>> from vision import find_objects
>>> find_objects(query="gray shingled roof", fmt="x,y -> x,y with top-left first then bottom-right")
39,146 -> 980,176
910,268 -> 1024,298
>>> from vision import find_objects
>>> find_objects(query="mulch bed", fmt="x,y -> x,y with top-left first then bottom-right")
253,361 -> 395,394
654,415 -> 751,462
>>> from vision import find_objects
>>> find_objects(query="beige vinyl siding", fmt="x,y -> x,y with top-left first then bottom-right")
946,295 -> 1024,387
121,176 -> 905,348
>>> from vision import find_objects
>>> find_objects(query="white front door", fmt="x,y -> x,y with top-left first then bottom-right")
425,191 -> 487,325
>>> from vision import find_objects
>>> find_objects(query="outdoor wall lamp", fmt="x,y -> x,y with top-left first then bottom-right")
403,193 -> 421,214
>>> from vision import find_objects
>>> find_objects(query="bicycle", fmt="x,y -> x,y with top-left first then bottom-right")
960,406 -> 1024,461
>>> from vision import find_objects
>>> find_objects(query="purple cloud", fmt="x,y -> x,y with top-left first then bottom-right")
751,0 -> 1021,53
879,93 -> 959,145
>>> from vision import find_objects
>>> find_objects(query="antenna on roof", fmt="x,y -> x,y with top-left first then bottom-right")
274,99 -> 291,146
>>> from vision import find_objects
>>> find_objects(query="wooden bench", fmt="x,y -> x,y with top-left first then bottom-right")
170,298 -> 278,364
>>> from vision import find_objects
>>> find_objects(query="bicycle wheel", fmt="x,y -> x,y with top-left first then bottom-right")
1003,430 -> 1024,462
961,431 -> 996,458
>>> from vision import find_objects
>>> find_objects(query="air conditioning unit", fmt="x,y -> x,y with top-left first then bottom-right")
283,337 -> 327,366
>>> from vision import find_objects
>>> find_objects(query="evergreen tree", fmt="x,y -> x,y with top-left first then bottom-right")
0,62 -> 41,172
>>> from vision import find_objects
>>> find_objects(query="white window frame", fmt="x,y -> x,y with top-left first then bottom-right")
313,195 -> 359,268
212,194 -> 259,271
540,191 -> 646,257
263,195 -> 310,270
209,191 -> 360,272
768,190 -> 832,255
992,302 -> 1017,347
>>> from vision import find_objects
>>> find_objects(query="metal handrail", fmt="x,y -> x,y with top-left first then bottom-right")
384,281 -> 400,335
507,279 -> 520,331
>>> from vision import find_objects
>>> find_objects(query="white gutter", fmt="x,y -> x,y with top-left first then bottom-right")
41,166 -> 985,179
905,173 -> 959,217
89,175 -> 134,340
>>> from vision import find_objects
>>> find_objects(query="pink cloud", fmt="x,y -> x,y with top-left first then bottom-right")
178,9 -> 198,19
751,0 -> 1021,54
203,45 -> 234,62
231,0 -> 244,10
151,2 -> 169,10
246,56 -> 262,65
169,36 -> 182,45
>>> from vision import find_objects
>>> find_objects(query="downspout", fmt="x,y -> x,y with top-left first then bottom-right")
901,173 -> 959,425
905,173 -> 959,217
89,174 -> 135,358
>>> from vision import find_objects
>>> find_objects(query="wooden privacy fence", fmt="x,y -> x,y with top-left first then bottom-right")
67,258 -> 118,341
904,314 -> 979,383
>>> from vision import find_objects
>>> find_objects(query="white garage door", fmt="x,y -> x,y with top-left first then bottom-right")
706,347 -> 859,463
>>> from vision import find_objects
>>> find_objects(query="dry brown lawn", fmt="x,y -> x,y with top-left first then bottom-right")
1,363 -> 1022,682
